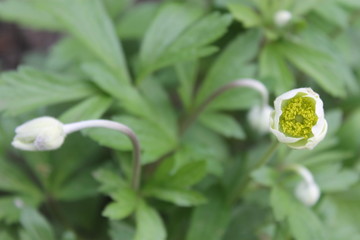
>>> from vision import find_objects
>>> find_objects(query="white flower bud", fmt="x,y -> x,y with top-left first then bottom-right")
274,10 -> 292,27
12,116 -> 65,151
269,88 -> 328,150
295,180 -> 320,206
247,105 -> 273,134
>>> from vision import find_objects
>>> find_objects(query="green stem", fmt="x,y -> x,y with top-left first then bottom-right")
180,78 -> 269,136
252,141 -> 279,171
64,120 -> 142,191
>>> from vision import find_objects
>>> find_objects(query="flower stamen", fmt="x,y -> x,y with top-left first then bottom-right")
279,95 -> 318,139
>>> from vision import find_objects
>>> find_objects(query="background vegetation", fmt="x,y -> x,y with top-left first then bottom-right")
0,0 -> 360,239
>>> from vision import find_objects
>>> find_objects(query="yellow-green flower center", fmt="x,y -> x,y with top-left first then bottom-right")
280,94 -> 318,139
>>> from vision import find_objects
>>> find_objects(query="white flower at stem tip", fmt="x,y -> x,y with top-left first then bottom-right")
285,164 -> 321,206
274,10 -> 292,27
269,88 -> 328,150
12,117 -> 65,151
12,117 -> 142,190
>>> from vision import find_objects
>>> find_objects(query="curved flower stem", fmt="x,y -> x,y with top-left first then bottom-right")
282,164 -> 315,184
180,78 -> 269,135
63,120 -> 141,190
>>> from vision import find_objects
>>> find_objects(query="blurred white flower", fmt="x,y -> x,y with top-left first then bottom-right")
295,180 -> 320,206
286,164 -> 321,206
12,116 -> 65,151
270,88 -> 328,150
274,10 -> 292,27
247,105 -> 273,134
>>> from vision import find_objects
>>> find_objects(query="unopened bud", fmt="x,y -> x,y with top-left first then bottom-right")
12,116 -> 65,151
274,10 -> 292,27
248,105 -> 273,134
295,180 -> 320,206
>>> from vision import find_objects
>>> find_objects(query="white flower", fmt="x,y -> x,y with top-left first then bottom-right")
286,164 -> 321,206
274,10 -> 292,27
12,116 -> 65,151
247,105 -> 273,134
295,180 -> 320,206
269,88 -> 328,150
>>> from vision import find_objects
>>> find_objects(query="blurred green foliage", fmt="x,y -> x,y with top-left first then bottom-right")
0,0 -> 360,239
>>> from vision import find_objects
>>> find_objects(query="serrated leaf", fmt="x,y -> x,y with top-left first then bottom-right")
103,202 -> 135,220
279,40 -> 346,97
0,158 -> 42,202
93,167 -> 127,194
116,2 -> 159,39
197,30 -> 261,110
145,188 -> 206,207
227,3 -> 261,27
139,4 -> 231,79
140,3 -> 203,75
186,186 -> 230,240
0,67 -> 95,115
43,0 -> 130,82
175,61 -> 199,109
20,208 -> 55,240
314,0 -> 348,28
167,160 -> 207,188
270,185 -> 327,240
314,164 -> 359,192
59,95 -> 112,123
134,200 -> 166,240
199,112 -> 245,139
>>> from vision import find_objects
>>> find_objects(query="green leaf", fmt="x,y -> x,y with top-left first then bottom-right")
116,2 -> 159,39
20,208 -> 55,240
338,108 -> 360,151
314,164 -> 359,192
140,3 -> 203,76
186,186 -> 231,240
43,0 -> 131,82
0,67 -> 95,115
114,115 -> 177,163
59,95 -> 112,123
0,197 -> 22,224
145,188 -> 206,207
108,221 -> 135,240
279,40 -> 346,97
199,112 -> 245,139
103,0 -> 131,18
260,42 -> 295,95
197,30 -> 261,110
175,61 -> 199,110
139,4 -> 231,79
314,0 -> 348,28
93,167 -> 127,194
227,3 -> 261,27
0,158 -> 42,202
134,200 -> 166,240
153,12 -> 232,68
103,188 -> 137,220
251,166 -> 279,186
319,189 -> 360,240
301,27 -> 360,95
149,159 -> 207,188
270,185 -> 327,240
0,0 -> 61,30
